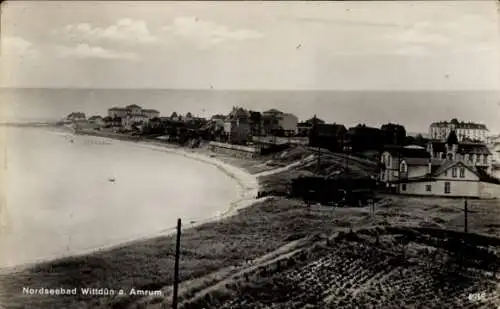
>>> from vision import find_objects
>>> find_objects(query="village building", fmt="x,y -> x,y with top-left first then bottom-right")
346,124 -> 386,153
224,107 -> 251,145
66,112 -> 86,122
142,109 -> 160,119
107,105 -> 160,130
486,134 -> 500,178
308,123 -> 347,152
297,116 -> 325,136
429,119 -> 488,142
381,123 -> 407,146
427,130 -> 492,174
262,109 -> 299,136
108,107 -> 128,119
379,131 -> 500,199
88,115 -> 105,126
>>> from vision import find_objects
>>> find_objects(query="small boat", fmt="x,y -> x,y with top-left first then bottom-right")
108,177 -> 116,183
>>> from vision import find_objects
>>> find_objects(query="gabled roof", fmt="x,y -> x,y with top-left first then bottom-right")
476,167 -> 500,184
432,160 -> 463,177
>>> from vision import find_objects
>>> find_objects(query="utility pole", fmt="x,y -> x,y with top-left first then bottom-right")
172,218 -> 182,309
317,146 -> 321,171
464,199 -> 468,233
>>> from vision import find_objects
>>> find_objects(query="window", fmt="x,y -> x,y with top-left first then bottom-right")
444,170 -> 448,177
426,185 -> 432,192
483,155 -> 488,165
459,167 -> 465,178
444,182 -> 451,194
400,161 -> 408,173
452,168 -> 457,178
401,184 -> 407,191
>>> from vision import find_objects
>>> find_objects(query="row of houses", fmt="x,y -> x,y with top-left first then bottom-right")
378,129 -> 499,199
64,105 -> 161,131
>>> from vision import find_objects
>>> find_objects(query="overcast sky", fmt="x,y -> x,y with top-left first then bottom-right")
1,1 -> 499,90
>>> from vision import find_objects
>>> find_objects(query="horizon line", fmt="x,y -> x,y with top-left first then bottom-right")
1,87 -> 500,93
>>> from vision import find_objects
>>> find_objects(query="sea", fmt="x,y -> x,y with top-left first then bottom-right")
0,126 -> 243,268
1,88 -> 499,133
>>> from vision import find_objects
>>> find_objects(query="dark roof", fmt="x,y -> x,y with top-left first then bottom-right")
429,141 -> 491,155
348,125 -> 384,135
314,124 -> 346,137
67,112 -> 86,119
263,109 -> 283,114
142,109 -> 159,113
383,145 -> 431,159
475,167 -> 500,184
109,107 -> 127,111
305,116 -> 325,125
403,158 -> 430,166
88,115 -> 103,120
381,123 -> 405,131
125,104 -> 142,109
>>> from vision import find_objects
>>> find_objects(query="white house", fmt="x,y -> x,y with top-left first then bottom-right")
379,142 -> 500,199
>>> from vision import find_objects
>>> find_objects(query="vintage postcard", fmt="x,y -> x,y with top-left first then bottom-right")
1,1 -> 500,308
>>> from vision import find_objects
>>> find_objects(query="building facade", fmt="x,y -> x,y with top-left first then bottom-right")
107,105 -> 160,129
142,109 -> 160,119
379,134 -> 500,199
429,119 -> 488,142
308,123 -> 347,152
224,107 -> 251,144
88,115 -> 105,127
427,131 -> 492,174
66,112 -> 86,121
108,107 -> 128,118
346,124 -> 386,153
262,109 -> 298,136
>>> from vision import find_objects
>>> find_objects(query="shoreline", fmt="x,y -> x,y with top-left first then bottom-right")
1,127 -> 262,272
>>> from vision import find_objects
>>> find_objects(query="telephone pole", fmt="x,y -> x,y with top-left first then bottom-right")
172,218 -> 182,309
317,146 -> 321,171
464,199 -> 468,233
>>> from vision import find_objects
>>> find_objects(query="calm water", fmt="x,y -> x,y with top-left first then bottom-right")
0,127 -> 241,268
